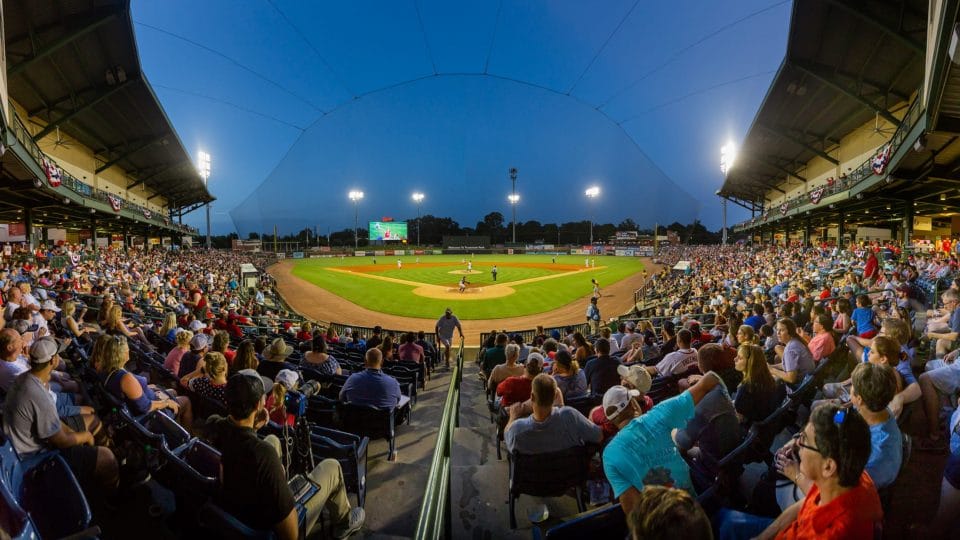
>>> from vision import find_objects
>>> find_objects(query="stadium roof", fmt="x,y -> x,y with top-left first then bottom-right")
719,0 -> 927,204
3,0 -> 212,209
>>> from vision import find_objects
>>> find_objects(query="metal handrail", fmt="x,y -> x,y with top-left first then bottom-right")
732,96 -> 923,230
414,336 -> 464,540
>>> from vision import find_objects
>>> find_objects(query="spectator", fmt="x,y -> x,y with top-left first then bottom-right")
589,365 -> 655,445
744,304 -> 766,332
229,339 -> 259,377
62,300 -> 95,339
2,336 -> 119,494
340,348 -> 403,409
600,327 -> 619,354
571,332 -> 595,365
552,349 -> 587,400
264,369 -> 301,427
619,322 -> 640,350
211,330 -> 235,364
296,321 -> 313,342
504,374 -> 601,453
96,334 -> 192,426
435,309 -> 464,368
204,370 -> 364,538
181,351 -> 229,404
646,329 -> 698,377
397,332 -> 425,363
583,338 -> 622,396
365,325 -> 383,351
603,371 -> 724,511
851,294 -> 878,339
258,337 -> 297,380
674,345 -> 741,468
480,333 -> 508,380
659,320 -> 678,356
159,311 -> 178,342
487,343 -> 523,393
927,289 -> 960,358
415,330 -> 436,361
733,344 -> 784,427
718,404 -> 881,539
302,336 -> 341,375
497,356 -> 543,407
627,485 -> 713,540
177,332 -> 209,378
770,318 -> 814,385
807,313 -> 836,362
379,335 -> 395,362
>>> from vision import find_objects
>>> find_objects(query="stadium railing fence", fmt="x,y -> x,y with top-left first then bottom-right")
414,336 -> 464,540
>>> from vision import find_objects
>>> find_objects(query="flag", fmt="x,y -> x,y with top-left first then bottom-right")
872,144 -> 892,175
107,194 -> 122,212
810,186 -> 825,205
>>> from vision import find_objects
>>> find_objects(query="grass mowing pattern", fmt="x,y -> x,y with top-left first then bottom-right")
289,255 -> 643,320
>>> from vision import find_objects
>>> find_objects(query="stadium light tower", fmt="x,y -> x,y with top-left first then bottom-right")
585,186 -> 600,244
197,150 -> 211,249
719,142 -> 736,245
412,192 -> 424,246
348,190 -> 364,249
509,167 -> 518,244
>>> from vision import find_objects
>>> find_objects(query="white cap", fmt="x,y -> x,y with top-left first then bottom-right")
189,320 -> 205,332
40,300 -> 61,312
617,364 -> 652,394
274,369 -> 300,390
602,385 -> 640,421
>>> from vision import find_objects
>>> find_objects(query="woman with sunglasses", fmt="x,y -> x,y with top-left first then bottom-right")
717,403 -> 880,539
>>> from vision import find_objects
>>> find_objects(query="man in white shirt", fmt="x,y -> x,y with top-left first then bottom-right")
646,329 -> 698,377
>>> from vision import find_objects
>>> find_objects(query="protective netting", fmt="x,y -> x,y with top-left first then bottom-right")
230,75 -> 700,237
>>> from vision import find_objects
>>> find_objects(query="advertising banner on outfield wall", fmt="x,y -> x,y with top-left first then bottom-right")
433,250 -> 443,255
374,251 -> 385,257
637,246 -> 654,256
319,246 -> 331,252
292,252 -> 304,259
355,251 -> 365,257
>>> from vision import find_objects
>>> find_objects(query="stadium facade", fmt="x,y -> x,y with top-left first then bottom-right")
720,0 -> 960,251
0,1 -> 210,249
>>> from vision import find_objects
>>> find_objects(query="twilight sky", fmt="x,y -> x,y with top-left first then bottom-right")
131,0 -> 791,236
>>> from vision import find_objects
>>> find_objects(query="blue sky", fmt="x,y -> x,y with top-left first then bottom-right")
131,0 -> 791,235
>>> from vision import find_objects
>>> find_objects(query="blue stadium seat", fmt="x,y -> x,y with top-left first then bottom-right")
531,503 -> 626,540
310,426 -> 370,507
339,403 -> 398,461
508,446 -> 592,529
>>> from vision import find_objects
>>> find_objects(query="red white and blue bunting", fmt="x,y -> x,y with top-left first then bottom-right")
780,203 -> 788,216
107,194 -> 123,212
809,186 -> 825,205
872,144 -> 893,176
143,209 -> 152,219
41,157 -> 61,188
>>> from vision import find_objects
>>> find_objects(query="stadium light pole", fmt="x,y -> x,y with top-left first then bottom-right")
509,167 -> 518,243
197,150 -> 211,249
720,142 -> 736,245
508,194 -> 520,243
348,190 -> 364,249
412,192 -> 424,246
585,186 -> 600,244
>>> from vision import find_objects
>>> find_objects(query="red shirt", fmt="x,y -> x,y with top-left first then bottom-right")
777,472 -> 882,540
497,376 -> 533,407
863,254 -> 878,280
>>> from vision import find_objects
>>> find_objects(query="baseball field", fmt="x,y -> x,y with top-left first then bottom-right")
286,254 -> 645,320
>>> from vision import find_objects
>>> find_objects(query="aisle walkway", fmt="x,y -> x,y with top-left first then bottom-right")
450,355 -> 583,539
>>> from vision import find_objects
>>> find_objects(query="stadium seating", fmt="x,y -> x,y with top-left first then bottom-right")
507,446 -> 593,529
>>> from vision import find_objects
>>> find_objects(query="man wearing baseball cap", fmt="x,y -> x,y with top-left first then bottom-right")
2,336 -> 118,494
435,307 -> 464,369
602,369 -> 724,515
204,369 -> 364,538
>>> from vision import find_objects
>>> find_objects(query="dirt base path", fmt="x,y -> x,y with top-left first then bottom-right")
269,258 -> 664,345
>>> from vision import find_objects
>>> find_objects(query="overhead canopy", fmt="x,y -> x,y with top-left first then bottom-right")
3,0 -> 212,209
719,0 -> 927,203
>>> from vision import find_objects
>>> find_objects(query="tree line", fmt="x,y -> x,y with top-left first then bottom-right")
211,213 -> 721,248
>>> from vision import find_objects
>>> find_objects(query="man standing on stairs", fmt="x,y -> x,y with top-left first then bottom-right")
435,307 -> 464,369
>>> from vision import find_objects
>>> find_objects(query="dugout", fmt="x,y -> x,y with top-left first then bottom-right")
240,263 -> 259,291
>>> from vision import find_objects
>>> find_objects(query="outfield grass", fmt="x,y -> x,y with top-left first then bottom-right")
289,254 -> 643,319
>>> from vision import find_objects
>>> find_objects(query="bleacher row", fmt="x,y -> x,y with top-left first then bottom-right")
0,276 -> 447,539
474,295 -> 925,536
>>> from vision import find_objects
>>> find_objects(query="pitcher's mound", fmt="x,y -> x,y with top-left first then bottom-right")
413,284 -> 515,300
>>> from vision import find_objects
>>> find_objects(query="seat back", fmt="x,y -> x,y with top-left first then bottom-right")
0,469 -> 31,539
540,503 -> 626,540
306,395 -> 339,429
140,410 -> 191,451
509,446 -> 591,498
198,501 -> 276,540
564,395 -> 601,418
18,454 -> 92,540
339,403 -> 396,442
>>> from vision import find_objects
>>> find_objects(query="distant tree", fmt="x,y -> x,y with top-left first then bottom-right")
617,218 -> 638,231
247,232 -> 260,240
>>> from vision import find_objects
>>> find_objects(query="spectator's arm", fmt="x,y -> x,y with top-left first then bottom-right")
890,382 -> 921,417
618,486 -> 643,516
48,423 -> 93,448
687,371 -> 721,406
756,499 -> 802,540
274,508 -> 298,540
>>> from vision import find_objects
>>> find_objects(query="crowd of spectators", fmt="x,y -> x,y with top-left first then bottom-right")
478,241 -> 960,538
